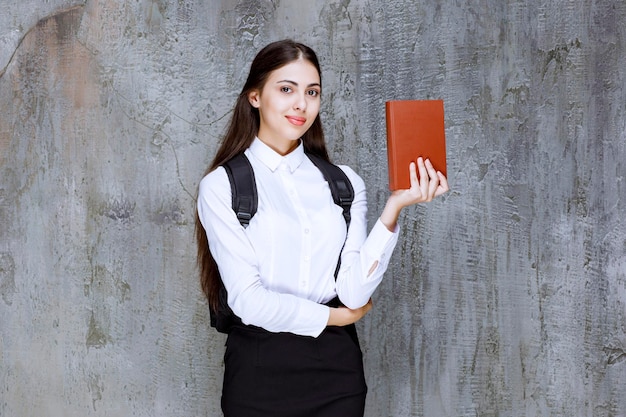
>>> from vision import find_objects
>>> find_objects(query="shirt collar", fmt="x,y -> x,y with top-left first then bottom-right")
248,137 -> 305,173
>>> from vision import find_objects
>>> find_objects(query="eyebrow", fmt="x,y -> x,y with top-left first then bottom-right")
276,80 -> 321,88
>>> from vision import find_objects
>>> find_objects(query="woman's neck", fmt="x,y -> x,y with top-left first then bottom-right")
257,136 -> 300,156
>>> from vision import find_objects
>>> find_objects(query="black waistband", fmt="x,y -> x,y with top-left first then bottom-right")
324,296 -> 342,308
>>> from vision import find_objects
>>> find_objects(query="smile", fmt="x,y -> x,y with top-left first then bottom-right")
285,116 -> 306,126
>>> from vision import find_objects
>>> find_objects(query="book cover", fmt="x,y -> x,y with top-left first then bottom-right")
385,99 -> 447,191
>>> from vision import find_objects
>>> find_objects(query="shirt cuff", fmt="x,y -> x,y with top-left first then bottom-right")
360,218 -> 399,281
366,218 -> 399,255
297,302 -> 330,338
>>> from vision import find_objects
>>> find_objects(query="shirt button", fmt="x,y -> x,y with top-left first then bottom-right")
304,228 -> 310,234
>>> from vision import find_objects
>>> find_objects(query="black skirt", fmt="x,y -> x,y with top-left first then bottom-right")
221,323 -> 367,417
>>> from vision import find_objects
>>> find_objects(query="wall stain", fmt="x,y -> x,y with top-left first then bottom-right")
87,372 -> 104,411
151,199 -> 187,226
41,4 -> 84,42
86,312 -> 110,349
0,5 -> 85,79
0,252 -> 16,306
143,0 -> 166,35
233,0 -> 277,43
540,38 -> 582,80
604,344 -> 626,365
323,0 -> 353,30
98,197 -> 136,224
84,263 -> 131,303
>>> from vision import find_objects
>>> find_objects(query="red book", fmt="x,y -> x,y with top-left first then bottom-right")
385,100 -> 447,191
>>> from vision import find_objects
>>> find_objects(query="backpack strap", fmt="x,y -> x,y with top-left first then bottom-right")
210,153 -> 256,332
306,153 -> 354,279
306,153 -> 354,229
223,153 -> 258,228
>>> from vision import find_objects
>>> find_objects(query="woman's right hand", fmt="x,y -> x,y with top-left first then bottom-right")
327,299 -> 373,327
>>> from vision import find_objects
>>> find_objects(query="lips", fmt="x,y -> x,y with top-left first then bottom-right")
285,116 -> 306,126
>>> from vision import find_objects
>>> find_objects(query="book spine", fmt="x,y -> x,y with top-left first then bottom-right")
385,102 -> 398,191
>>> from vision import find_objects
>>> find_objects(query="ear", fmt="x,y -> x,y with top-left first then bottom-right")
248,90 -> 261,108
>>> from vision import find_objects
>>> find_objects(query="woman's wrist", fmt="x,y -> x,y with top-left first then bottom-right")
327,307 -> 341,326
327,306 -> 358,327
326,300 -> 373,327
379,197 -> 403,231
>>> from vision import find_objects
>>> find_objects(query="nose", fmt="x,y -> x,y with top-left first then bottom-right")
294,93 -> 307,112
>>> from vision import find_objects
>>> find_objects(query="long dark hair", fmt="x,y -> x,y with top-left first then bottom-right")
195,39 -> 331,311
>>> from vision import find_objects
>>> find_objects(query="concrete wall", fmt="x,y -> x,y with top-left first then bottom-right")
1,1 -> 624,416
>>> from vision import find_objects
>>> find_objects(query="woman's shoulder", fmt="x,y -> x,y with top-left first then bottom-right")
198,166 -> 230,198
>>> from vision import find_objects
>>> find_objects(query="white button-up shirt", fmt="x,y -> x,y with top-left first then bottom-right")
197,138 -> 399,337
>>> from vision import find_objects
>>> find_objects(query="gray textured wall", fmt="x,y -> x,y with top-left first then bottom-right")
1,1 -> 625,416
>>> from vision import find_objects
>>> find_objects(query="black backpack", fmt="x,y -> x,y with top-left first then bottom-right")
211,152 -> 354,333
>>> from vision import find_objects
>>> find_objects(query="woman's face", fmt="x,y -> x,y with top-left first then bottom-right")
248,58 -> 321,155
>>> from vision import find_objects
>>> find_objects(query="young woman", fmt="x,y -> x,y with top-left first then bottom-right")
196,39 -> 448,417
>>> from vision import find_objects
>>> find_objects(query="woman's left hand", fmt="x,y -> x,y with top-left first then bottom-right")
380,157 -> 449,231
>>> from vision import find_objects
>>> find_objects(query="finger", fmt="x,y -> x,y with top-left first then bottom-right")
408,161 -> 419,189
416,157 -> 427,180
428,176 -> 440,200
425,160 -> 440,199
424,159 -> 438,180
417,157 -> 428,195
435,172 -> 450,196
